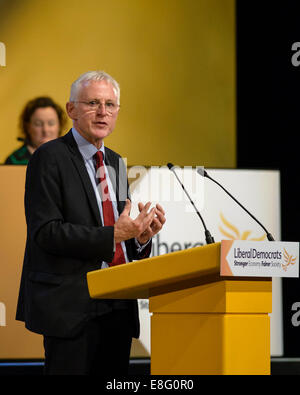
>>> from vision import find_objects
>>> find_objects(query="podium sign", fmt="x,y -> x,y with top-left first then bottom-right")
221,240 -> 299,278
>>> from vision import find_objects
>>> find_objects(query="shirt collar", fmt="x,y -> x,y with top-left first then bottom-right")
72,127 -> 105,161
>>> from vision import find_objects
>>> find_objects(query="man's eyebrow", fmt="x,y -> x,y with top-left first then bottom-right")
84,98 -> 116,102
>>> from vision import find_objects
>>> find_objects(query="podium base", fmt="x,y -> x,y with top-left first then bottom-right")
150,279 -> 271,375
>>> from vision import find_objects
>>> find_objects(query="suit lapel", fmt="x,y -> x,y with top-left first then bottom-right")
63,130 -> 102,226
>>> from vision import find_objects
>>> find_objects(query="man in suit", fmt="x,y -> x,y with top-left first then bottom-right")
16,71 -> 166,375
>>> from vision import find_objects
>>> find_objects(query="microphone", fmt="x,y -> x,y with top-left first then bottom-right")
197,168 -> 275,241
167,163 -> 215,244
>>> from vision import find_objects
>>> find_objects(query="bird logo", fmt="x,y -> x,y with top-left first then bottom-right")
219,212 -> 266,241
282,248 -> 297,272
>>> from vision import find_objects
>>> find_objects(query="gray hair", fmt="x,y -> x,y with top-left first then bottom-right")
69,71 -> 120,104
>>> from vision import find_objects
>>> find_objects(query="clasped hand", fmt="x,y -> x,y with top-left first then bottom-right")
114,199 -> 166,244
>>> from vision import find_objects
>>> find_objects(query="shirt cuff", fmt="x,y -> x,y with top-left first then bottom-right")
134,237 -> 151,252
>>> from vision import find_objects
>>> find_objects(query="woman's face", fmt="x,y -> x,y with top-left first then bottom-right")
27,107 -> 60,148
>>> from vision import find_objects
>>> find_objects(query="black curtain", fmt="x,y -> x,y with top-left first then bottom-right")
236,0 -> 300,356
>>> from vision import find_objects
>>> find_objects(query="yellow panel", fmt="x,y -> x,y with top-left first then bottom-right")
223,314 -> 270,375
149,279 -> 272,313
0,166 -> 44,358
0,0 -> 235,168
151,313 -> 224,374
151,313 -> 270,375
225,279 -> 272,313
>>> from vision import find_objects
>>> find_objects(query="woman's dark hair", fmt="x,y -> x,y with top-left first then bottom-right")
19,96 -> 67,142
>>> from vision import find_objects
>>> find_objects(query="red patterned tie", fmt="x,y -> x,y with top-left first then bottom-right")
94,151 -> 126,266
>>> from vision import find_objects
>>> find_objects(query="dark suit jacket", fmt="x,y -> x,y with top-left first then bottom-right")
16,130 -> 151,338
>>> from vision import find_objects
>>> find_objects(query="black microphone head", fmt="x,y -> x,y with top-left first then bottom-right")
197,167 -> 208,177
167,163 -> 174,170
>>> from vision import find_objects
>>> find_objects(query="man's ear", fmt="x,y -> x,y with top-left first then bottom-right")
66,101 -> 77,121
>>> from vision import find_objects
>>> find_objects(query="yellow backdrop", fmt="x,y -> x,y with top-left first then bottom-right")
0,0 -> 235,359
0,0 -> 235,167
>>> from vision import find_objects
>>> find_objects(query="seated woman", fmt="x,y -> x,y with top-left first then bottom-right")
4,96 -> 67,165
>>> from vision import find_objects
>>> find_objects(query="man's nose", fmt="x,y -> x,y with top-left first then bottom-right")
96,103 -> 107,115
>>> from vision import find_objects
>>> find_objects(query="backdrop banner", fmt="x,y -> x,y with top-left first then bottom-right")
130,167 -> 282,357
0,166 -> 282,358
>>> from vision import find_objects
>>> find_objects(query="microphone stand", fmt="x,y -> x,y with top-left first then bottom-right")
167,163 -> 215,244
198,168 -> 275,241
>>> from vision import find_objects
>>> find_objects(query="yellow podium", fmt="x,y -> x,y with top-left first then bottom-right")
87,242 -> 272,375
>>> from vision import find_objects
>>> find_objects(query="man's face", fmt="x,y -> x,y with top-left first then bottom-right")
66,80 -> 119,148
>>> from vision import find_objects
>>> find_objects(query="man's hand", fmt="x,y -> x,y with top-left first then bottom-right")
114,199 -> 156,243
136,202 -> 166,245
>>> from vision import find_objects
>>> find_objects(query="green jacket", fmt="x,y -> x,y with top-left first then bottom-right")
4,145 -> 31,165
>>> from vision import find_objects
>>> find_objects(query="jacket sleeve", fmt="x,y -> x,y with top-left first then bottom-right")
25,147 -> 114,262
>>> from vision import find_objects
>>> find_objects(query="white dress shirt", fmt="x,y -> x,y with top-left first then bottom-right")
72,127 -> 148,268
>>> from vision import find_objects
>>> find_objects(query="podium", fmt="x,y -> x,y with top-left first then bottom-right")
87,242 -> 272,375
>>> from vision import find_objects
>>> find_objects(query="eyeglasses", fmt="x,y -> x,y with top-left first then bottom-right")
72,100 -> 119,115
